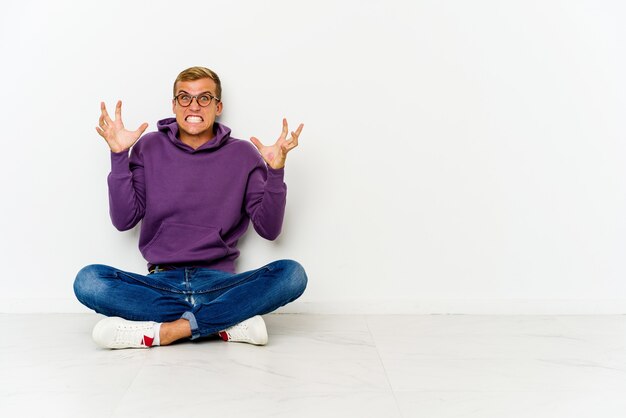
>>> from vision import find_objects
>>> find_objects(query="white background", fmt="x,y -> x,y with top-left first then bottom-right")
0,0 -> 625,313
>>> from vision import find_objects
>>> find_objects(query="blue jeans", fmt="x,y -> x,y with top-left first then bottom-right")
73,259 -> 307,340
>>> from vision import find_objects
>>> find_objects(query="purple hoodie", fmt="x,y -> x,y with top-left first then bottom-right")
107,118 -> 286,273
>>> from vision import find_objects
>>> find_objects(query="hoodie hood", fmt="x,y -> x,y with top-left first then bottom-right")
156,118 -> 233,153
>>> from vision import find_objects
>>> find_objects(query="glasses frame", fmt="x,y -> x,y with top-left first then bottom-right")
174,92 -> 220,108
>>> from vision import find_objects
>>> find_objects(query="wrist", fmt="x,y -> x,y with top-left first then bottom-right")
268,156 -> 286,170
108,142 -> 129,153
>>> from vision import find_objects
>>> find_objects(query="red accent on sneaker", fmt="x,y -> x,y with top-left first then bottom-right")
218,331 -> 230,342
142,335 -> 154,347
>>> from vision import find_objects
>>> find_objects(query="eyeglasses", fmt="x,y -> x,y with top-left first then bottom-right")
174,92 -> 219,107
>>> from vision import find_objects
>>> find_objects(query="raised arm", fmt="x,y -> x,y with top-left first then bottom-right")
246,119 -> 304,239
97,100 -> 148,230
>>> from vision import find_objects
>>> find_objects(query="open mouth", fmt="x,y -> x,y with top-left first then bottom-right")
185,115 -> 204,123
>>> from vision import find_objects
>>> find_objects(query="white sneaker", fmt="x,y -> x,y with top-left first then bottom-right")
218,315 -> 268,346
92,317 -> 157,349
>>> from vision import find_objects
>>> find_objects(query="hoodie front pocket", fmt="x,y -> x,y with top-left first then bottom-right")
142,222 -> 229,263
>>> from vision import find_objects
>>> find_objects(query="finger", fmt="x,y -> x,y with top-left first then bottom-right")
95,126 -> 105,138
288,124 -> 303,145
284,140 -> 298,152
250,136 -> 263,151
101,102 -> 113,125
134,122 -> 149,136
99,112 -> 107,128
280,143 -> 294,156
289,130 -> 300,146
279,118 -> 288,140
115,100 -> 123,125
99,102 -> 107,126
288,139 -> 298,149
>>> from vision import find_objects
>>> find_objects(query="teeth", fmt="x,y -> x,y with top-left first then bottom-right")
186,116 -> 203,123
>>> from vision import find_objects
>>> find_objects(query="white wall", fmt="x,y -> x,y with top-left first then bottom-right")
1,0 -> 625,314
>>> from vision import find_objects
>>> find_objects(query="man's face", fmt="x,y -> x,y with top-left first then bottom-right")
172,78 -> 223,139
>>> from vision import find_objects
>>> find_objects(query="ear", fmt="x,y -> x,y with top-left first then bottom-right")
215,100 -> 223,116
172,99 -> 176,114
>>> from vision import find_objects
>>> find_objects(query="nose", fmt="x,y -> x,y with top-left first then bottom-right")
189,97 -> 201,110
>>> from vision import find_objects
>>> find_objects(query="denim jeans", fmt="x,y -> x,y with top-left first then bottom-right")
73,259 -> 307,340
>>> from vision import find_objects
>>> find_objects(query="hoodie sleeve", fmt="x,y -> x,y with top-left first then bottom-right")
107,148 -> 146,231
244,162 -> 287,240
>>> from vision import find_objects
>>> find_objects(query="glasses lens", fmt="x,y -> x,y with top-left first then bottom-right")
177,94 -> 191,106
197,95 -> 213,107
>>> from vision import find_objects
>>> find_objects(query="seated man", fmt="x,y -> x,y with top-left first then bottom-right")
74,66 -> 307,349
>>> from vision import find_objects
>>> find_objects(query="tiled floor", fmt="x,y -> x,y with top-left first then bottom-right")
1,314 -> 626,417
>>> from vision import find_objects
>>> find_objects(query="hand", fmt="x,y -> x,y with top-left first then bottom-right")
250,118 -> 303,169
96,100 -> 148,153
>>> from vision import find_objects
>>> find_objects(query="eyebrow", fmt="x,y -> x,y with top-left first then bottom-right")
176,90 -> 216,97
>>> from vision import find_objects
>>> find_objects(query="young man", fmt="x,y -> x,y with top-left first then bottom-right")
74,67 -> 307,349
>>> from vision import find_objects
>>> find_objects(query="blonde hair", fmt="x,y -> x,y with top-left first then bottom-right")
173,66 -> 222,100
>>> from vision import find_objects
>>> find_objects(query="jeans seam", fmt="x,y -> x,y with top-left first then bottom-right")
192,267 -> 271,294
115,271 -> 185,294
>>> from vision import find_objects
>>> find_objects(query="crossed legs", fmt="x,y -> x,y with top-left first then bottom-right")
74,260 -> 307,348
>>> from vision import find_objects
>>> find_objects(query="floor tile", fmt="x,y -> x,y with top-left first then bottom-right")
395,390 -> 626,418
0,314 -> 147,418
2,313 -> 626,418
113,391 -> 401,418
